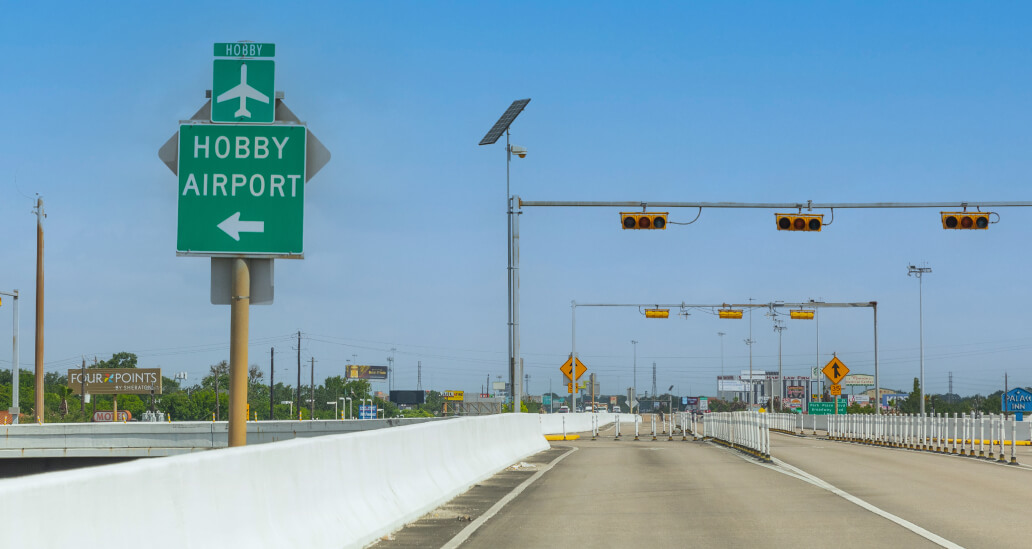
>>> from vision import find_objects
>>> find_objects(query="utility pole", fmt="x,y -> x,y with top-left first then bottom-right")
745,298 -> 755,407
717,332 -> 725,402
417,361 -> 422,391
33,196 -> 44,424
80,356 -> 86,413
651,362 -> 657,401
269,347 -> 274,420
310,357 -> 316,419
296,331 -> 301,417
908,265 -> 932,415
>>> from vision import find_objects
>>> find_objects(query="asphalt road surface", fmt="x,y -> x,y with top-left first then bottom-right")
379,421 -> 1032,548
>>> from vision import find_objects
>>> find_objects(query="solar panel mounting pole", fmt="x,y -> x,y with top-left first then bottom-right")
478,99 -> 530,413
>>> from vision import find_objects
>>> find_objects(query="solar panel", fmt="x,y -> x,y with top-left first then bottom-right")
479,98 -> 531,145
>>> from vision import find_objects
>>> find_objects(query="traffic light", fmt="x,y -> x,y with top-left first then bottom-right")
645,309 -> 669,318
790,309 -> 814,320
775,213 -> 823,232
719,309 -> 743,319
621,212 -> 667,230
941,212 -> 989,230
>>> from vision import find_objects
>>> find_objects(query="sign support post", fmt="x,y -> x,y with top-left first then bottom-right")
228,258 -> 250,447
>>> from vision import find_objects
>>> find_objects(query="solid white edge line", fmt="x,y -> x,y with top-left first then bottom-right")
440,446 -> 579,549
767,457 -> 965,549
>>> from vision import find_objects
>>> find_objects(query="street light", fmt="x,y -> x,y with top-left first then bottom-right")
339,397 -> 348,420
327,401 -> 338,419
631,340 -> 638,415
908,264 -> 932,415
480,99 -> 531,414
280,400 -> 293,418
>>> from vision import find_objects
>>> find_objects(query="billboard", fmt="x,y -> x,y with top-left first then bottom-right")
68,368 -> 162,395
92,410 -> 132,422
390,390 -> 425,405
346,365 -> 388,380
843,374 -> 874,386
443,390 -> 464,401
787,385 -> 806,399
718,380 -> 749,392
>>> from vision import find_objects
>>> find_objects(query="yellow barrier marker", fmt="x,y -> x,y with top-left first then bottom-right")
544,434 -> 580,441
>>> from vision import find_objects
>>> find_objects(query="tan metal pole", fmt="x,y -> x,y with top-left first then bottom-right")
34,197 -> 44,424
228,258 -> 250,447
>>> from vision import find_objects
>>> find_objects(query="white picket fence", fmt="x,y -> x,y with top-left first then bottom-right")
826,412 -> 1022,463
702,411 -> 770,461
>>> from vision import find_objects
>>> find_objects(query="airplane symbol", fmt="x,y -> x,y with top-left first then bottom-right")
216,63 -> 269,119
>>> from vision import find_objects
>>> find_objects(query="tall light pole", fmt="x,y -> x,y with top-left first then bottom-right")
745,298 -> 755,406
631,340 -> 638,414
479,99 -> 531,413
773,320 -> 786,411
908,264 -> 932,415
716,332 -> 725,401
0,290 -> 18,423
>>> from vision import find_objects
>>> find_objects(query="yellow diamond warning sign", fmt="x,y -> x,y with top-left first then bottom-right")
822,356 -> 849,385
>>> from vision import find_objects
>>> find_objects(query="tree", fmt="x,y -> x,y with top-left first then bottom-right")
900,378 -> 921,414
95,352 -> 139,369
204,361 -> 230,420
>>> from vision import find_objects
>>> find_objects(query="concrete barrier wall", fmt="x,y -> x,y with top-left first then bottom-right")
539,412 -> 640,434
0,414 -> 548,549
0,417 -> 445,457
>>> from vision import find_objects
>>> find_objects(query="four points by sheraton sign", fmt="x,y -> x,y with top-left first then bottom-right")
68,368 -> 162,395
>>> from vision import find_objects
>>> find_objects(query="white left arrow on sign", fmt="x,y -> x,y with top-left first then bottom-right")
218,212 -> 265,241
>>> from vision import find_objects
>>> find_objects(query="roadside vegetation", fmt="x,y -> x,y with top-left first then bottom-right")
0,352 -> 448,422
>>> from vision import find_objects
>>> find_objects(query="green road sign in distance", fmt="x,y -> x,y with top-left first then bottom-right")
177,124 -> 307,257
212,59 -> 275,123
807,401 -> 848,415
214,43 -> 276,58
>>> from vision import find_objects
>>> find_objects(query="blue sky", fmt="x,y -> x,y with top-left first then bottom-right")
2,1 -> 1032,399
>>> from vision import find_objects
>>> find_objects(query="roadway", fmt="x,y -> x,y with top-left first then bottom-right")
378,420 -> 1032,548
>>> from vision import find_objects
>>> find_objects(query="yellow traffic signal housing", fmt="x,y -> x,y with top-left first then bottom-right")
775,213 -> 823,232
941,212 -> 989,230
790,309 -> 815,320
645,309 -> 669,318
621,212 -> 668,230
719,309 -> 743,319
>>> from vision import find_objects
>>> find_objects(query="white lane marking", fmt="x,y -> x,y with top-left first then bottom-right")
440,446 -> 578,549
764,457 -> 964,549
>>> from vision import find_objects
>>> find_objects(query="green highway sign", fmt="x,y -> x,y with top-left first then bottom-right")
177,124 -> 307,257
212,59 -> 275,123
807,401 -> 847,415
214,42 -> 276,58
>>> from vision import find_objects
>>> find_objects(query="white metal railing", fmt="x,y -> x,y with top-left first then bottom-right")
703,411 -> 770,461
767,412 -> 801,434
823,412 -> 1022,464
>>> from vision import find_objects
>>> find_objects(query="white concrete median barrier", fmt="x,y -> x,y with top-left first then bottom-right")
0,414 -> 548,549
